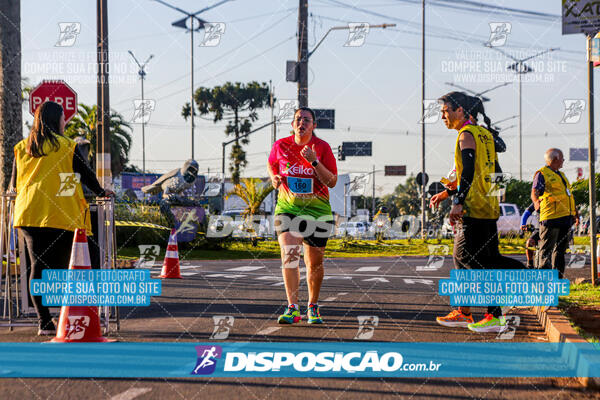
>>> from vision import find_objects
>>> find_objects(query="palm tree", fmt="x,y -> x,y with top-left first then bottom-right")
226,178 -> 273,245
64,104 -> 133,176
0,1 -> 23,190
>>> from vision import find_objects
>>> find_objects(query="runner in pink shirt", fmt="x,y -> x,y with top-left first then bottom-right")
267,107 -> 337,325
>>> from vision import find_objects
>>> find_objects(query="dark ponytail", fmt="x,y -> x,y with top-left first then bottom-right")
466,95 -> 506,153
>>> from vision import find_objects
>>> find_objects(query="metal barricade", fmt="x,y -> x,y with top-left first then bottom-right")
0,194 -> 120,332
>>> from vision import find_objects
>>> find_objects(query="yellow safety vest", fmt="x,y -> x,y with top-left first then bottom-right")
536,166 -> 575,221
454,124 -> 499,219
13,135 -> 91,232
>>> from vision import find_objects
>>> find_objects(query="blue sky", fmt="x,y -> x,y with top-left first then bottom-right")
20,0 -> 593,195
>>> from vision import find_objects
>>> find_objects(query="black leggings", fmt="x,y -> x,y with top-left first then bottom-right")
453,217 -> 525,317
20,227 -> 73,326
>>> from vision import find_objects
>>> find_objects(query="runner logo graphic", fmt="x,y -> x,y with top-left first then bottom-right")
55,22 -> 81,47
497,315 -> 520,340
417,245 -> 449,271
132,99 -> 156,124
487,173 -> 511,196
354,316 -> 379,340
56,173 -> 81,196
276,99 -> 299,123
567,245 -> 589,269
200,23 -> 226,47
560,99 -> 585,124
210,316 -> 234,340
64,316 -> 90,340
486,22 -> 511,47
137,245 -> 160,268
191,345 -> 222,375
176,209 -> 200,235
344,23 -> 370,47
420,100 -> 441,123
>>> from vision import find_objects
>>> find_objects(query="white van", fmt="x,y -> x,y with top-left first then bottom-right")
497,203 -> 521,235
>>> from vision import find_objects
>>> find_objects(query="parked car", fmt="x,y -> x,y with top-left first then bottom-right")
497,203 -> 521,235
337,221 -> 369,238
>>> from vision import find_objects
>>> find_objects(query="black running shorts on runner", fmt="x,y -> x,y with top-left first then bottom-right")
274,213 -> 333,248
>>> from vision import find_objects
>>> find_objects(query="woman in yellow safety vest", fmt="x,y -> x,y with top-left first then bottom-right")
12,101 -> 112,336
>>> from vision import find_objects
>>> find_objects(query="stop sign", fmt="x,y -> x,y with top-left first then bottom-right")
29,80 -> 78,122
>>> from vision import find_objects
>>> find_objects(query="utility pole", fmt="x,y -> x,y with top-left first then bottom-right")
270,81 -> 277,217
96,0 -> 111,189
128,51 -> 153,180
372,165 -> 376,219
587,35 -> 598,285
421,0 -> 426,239
297,0 -> 308,107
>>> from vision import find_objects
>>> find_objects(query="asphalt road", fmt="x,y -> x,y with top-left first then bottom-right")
0,255 -> 597,399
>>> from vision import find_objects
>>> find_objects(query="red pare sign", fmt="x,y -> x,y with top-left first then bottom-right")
29,80 -> 78,122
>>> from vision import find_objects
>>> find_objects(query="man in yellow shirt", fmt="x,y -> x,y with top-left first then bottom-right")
531,148 -> 579,278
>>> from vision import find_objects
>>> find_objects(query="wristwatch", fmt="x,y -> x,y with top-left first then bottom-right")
453,197 -> 462,205
311,160 -> 319,167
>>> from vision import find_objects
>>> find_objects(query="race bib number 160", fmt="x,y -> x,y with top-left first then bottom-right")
287,177 -> 313,194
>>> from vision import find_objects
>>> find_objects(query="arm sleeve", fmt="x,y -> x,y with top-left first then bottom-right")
73,145 -> 105,196
532,172 -> 545,196
455,148 -> 475,205
521,208 -> 532,226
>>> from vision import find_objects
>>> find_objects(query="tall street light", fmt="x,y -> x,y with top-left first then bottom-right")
153,0 -> 232,159
486,45 -> 558,179
128,50 -> 153,180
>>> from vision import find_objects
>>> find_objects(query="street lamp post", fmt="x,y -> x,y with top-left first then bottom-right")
298,22 -> 396,107
486,45 -> 558,179
153,0 -> 232,159
127,51 -> 153,180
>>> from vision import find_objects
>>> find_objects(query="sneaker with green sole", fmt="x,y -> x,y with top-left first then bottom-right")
467,313 -> 507,333
278,305 -> 302,324
307,303 -> 323,324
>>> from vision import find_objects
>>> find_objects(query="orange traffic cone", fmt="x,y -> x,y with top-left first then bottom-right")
159,229 -> 182,279
52,229 -> 113,343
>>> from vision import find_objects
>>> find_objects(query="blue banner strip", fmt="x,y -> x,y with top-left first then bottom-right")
0,342 -> 598,378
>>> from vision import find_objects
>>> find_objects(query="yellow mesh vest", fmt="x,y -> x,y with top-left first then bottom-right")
454,124 -> 499,219
14,135 -> 92,232
537,166 -> 575,221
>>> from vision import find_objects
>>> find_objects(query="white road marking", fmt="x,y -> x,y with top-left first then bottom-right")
363,277 -> 390,283
205,274 -> 246,279
180,272 -> 198,276
256,276 -> 282,281
322,297 -> 337,302
271,282 -> 286,286
323,276 -> 352,280
338,292 -> 349,296
226,266 -> 265,272
403,278 -> 434,285
356,266 -> 381,272
257,326 -> 282,335
109,388 -> 152,400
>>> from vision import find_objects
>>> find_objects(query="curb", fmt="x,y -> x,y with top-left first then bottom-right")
533,305 -> 600,389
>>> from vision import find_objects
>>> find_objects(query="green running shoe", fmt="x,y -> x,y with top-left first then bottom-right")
278,305 -> 302,324
307,303 -> 323,324
467,313 -> 507,333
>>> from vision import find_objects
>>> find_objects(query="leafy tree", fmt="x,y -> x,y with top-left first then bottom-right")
226,178 -> 273,217
0,1 -> 23,190
571,173 -> 600,208
226,178 -> 273,245
504,178 -> 533,211
183,81 -> 271,184
64,104 -> 133,176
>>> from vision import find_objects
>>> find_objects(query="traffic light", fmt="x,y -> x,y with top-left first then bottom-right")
337,145 -> 345,161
